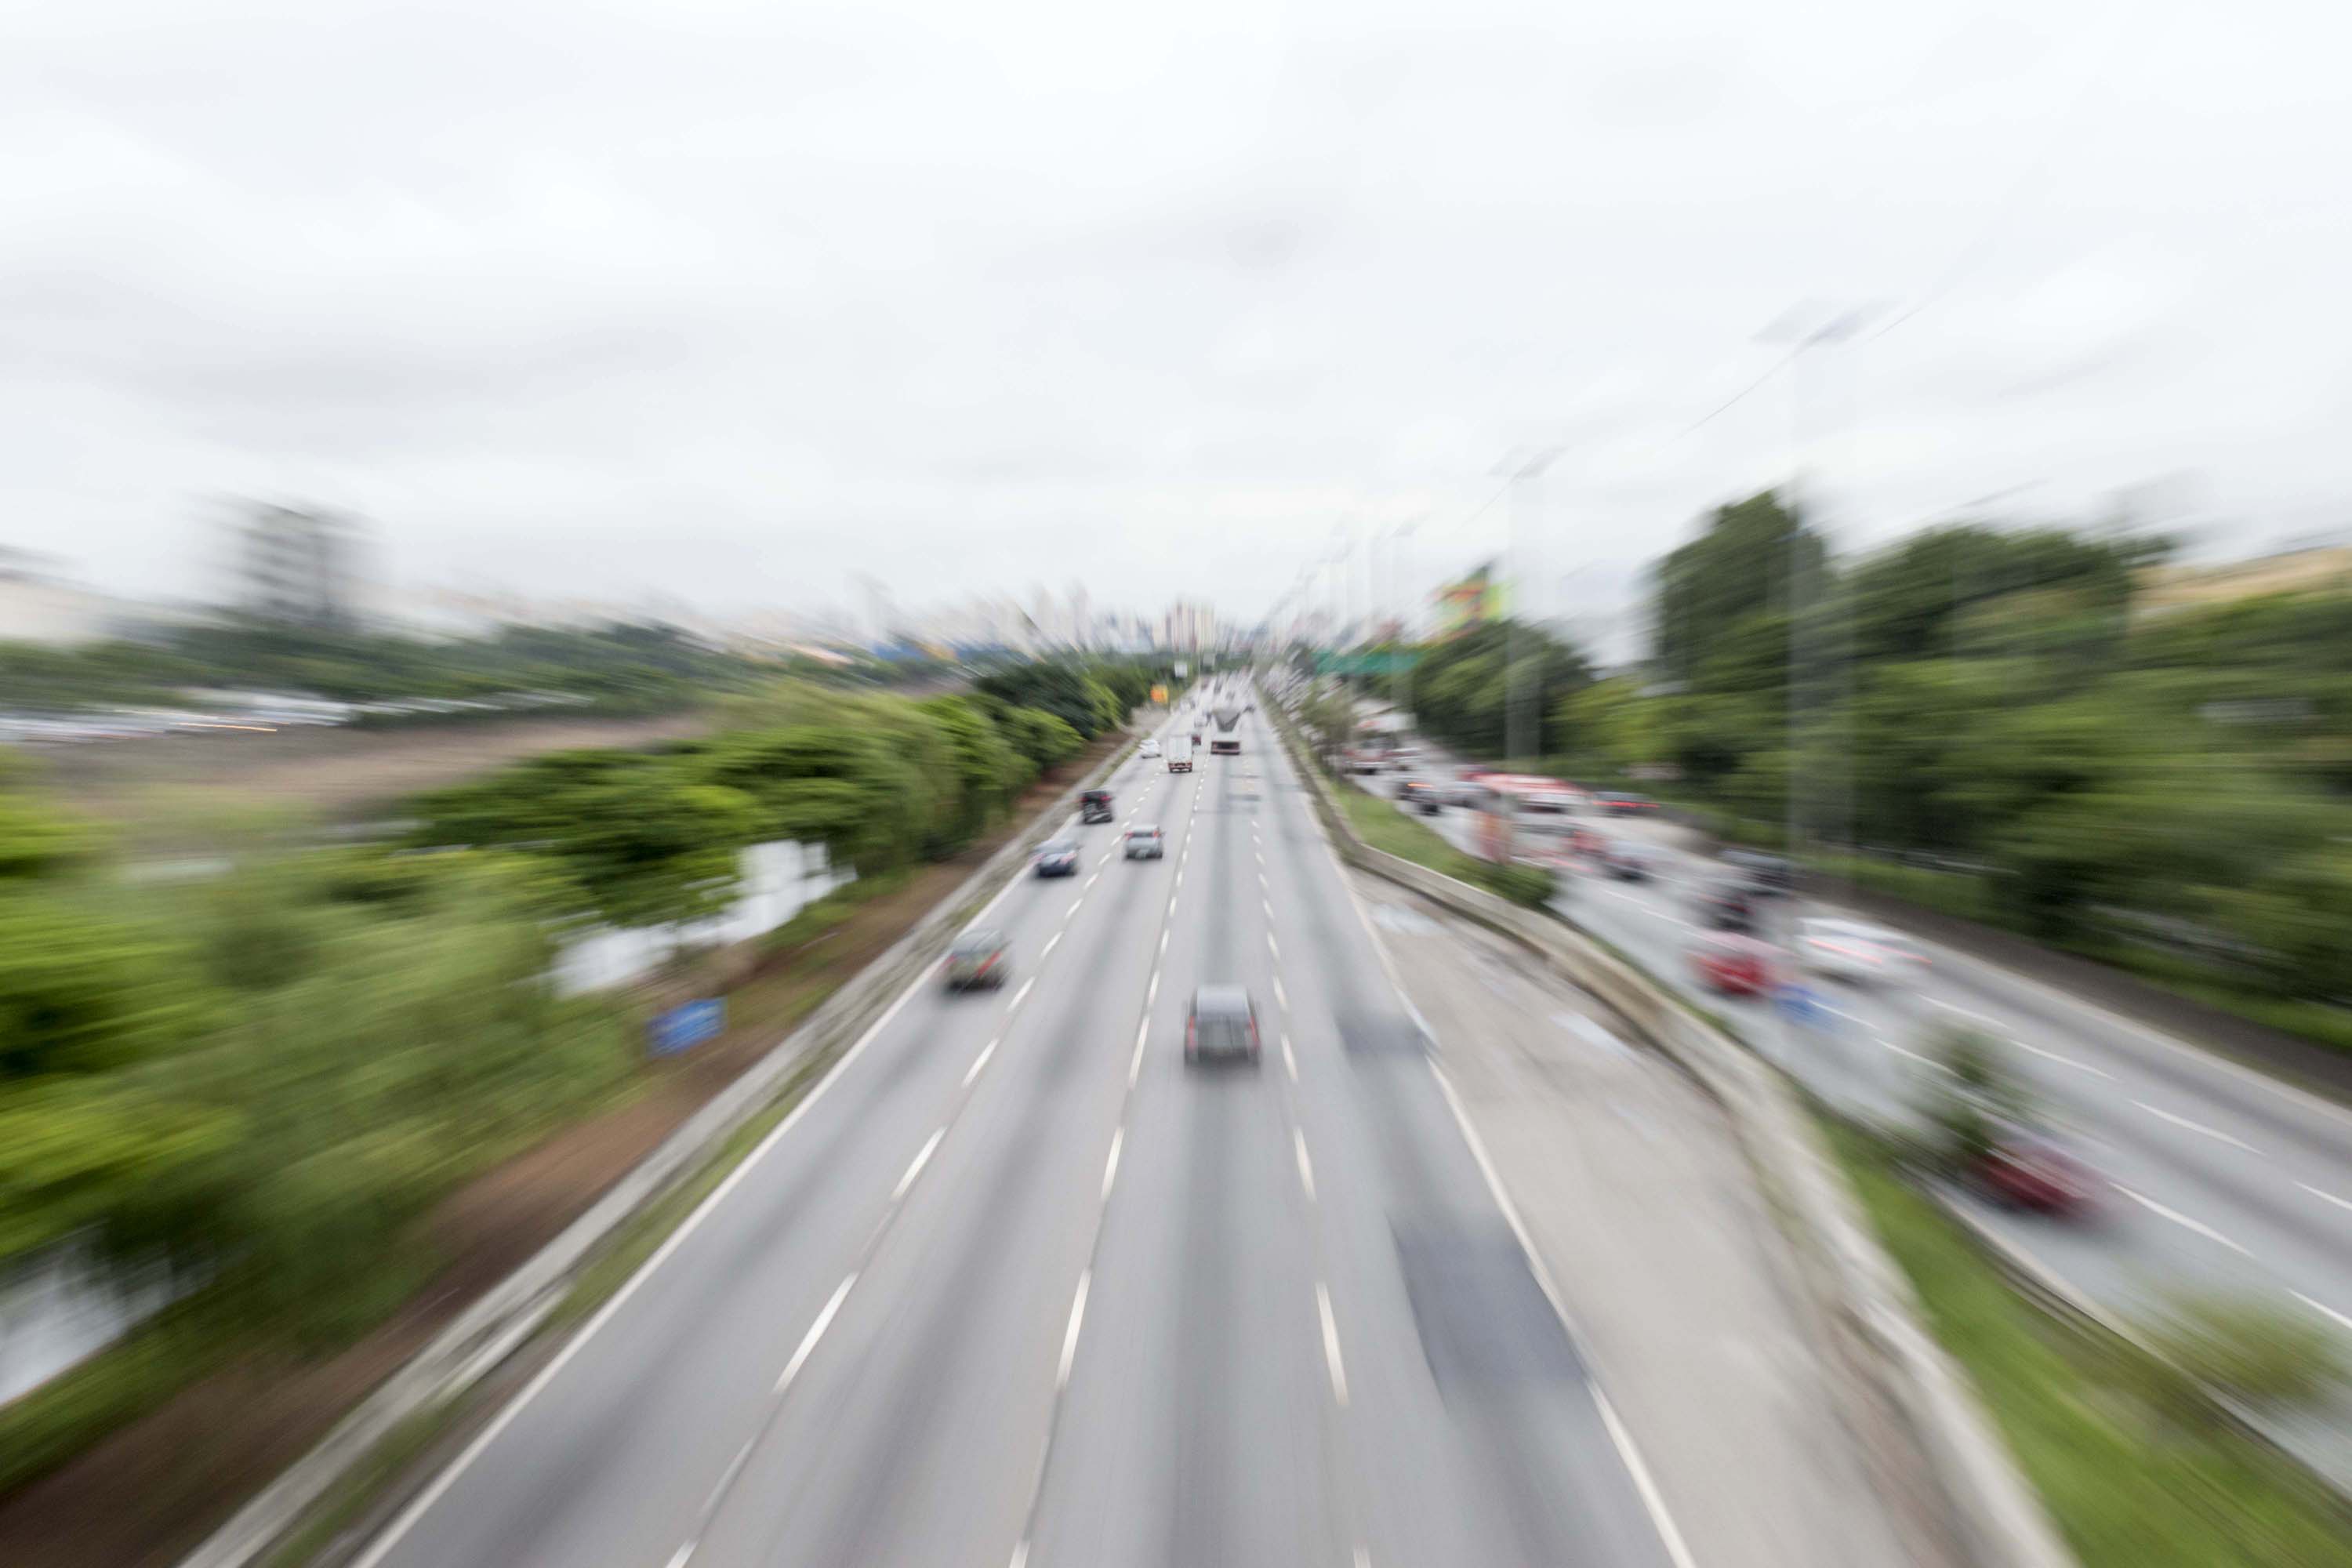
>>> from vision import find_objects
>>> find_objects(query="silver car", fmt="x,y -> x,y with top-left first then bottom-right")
1123,825 -> 1166,859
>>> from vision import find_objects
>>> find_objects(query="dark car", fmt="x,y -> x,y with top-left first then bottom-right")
1400,780 -> 1443,815
1080,789 -> 1114,825
1035,839 -> 1080,877
1693,880 -> 1758,932
1185,985 -> 1261,1066
942,927 -> 1009,990
1722,849 -> 1795,897
1595,839 -> 1654,880
1596,790 -> 1659,817
1210,737 -> 1240,757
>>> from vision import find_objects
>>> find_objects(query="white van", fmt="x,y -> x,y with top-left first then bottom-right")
1165,735 -> 1195,772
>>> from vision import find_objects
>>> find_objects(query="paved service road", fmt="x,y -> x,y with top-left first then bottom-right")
353,693 -> 1686,1568
1343,723 -> 2352,1486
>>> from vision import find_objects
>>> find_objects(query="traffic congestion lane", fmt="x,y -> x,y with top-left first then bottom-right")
355,714 -> 1194,1568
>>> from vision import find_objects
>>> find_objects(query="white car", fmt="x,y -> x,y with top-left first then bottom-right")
1795,918 -> 1926,985
1140,739 -> 1161,758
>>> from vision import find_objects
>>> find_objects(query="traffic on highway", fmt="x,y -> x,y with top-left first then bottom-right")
350,683 -> 1685,1568
1340,717 -> 2352,1486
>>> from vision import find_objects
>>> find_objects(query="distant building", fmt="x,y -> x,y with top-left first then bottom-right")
235,503 -> 362,627
0,549 -> 121,647
1435,562 -> 1505,637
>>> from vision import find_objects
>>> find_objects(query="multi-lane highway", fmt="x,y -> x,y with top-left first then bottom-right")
1338,727 -> 2352,1483
350,692 -> 1686,1568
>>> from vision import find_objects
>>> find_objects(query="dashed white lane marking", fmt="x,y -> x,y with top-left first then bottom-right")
1131,1023 -> 1148,1086
776,1273 -> 857,1392
1007,1541 -> 1029,1568
1147,971 -> 1160,1007
2134,1101 -> 2259,1154
664,1541 -> 696,1568
892,1128 -> 944,1200
1267,933 -> 1281,959
1880,1037 -> 1955,1075
1353,1548 -> 1370,1568
1010,978 -> 1035,1010
2299,1181 -> 2352,1214
1274,975 -> 1289,1011
1263,898 -> 1276,919
1057,1270 -> 1093,1390
1066,898 -> 1083,919
1316,1283 -> 1348,1406
1159,929 -> 1170,955
1102,1127 -> 1124,1201
2007,1037 -> 2112,1078
1041,933 -> 1060,958
964,1038 -> 998,1086
2111,1183 -> 2251,1254
1084,872 -> 1098,891
1929,997 -> 2003,1027
2293,1290 -> 2352,1334
1282,1033 -> 1297,1081
1294,1129 -> 1316,1201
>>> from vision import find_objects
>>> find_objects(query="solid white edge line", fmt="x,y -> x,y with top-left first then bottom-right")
893,1127 -> 945,1200
1593,1387 -> 1704,1568
1316,1282 -> 1348,1406
964,1038 -> 998,1086
1102,1127 -> 1124,1201
1294,1128 -> 1316,1201
775,1272 -> 857,1392
1057,1269 -> 1093,1389
2292,1290 -> 2352,1334
345,921 -> 938,1568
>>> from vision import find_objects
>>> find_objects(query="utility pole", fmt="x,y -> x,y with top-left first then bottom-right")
1501,447 -> 1566,763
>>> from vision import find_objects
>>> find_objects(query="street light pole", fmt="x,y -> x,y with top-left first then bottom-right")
1501,447 -> 1566,764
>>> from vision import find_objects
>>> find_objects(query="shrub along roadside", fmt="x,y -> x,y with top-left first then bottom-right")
1826,1120 -> 2352,1567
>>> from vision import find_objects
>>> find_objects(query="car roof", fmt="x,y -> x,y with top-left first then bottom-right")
953,927 -> 1004,948
1127,823 -> 1162,833
1192,984 -> 1251,1014
1042,838 -> 1076,851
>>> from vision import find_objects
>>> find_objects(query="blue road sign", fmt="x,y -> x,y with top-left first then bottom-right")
650,998 -> 725,1057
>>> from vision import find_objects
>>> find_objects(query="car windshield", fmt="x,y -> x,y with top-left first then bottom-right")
950,931 -> 1000,957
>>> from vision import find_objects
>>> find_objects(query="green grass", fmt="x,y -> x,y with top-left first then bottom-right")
1824,1120 -> 2352,1567
1327,781 -> 1554,907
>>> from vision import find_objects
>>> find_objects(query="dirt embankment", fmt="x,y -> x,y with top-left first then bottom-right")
27,711 -> 720,834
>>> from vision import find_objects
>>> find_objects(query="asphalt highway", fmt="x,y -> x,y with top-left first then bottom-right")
350,693 -> 1685,1568
1343,731 -> 2352,1484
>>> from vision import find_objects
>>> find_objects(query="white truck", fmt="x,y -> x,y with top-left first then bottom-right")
1165,734 -> 1195,772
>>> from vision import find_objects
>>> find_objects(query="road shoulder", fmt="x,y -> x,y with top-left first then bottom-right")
1352,867 -> 1946,1568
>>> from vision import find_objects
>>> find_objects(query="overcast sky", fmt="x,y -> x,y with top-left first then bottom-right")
7,0 -> 2348,633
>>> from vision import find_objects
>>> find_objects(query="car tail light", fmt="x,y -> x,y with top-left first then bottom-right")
1186,1015 -> 1196,1052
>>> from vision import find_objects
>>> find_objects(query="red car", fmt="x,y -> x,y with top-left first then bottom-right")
1690,933 -> 1777,997
1975,1123 -> 2099,1216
